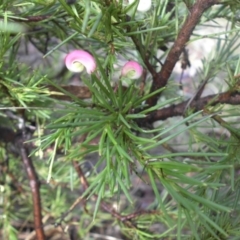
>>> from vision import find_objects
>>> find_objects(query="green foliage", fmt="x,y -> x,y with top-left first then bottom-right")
0,0 -> 240,239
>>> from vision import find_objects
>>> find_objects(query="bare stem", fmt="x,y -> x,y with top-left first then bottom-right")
20,143 -> 46,240
147,90 -> 240,123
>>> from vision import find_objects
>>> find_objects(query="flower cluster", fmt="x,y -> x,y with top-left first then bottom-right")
65,50 -> 143,80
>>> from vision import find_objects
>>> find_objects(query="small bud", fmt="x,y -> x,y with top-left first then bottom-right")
129,0 -> 151,12
121,61 -> 143,79
65,50 -> 97,74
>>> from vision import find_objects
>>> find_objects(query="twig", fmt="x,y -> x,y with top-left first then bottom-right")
71,162 -> 160,230
46,84 -> 240,130
146,0 -> 219,107
147,90 -> 239,123
72,163 -> 138,229
205,110 -> 240,140
183,77 -> 210,114
19,142 -> 46,240
179,47 -> 191,90
47,85 -> 91,100
73,161 -> 89,189
130,35 -> 157,77
119,210 -> 161,221
16,15 -> 51,22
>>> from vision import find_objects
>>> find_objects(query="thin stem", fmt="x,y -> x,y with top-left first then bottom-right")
147,0 -> 219,107
72,161 -> 163,230
147,90 -> 239,123
19,143 -> 46,240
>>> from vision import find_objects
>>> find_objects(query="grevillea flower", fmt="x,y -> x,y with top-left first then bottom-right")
129,0 -> 152,12
121,61 -> 143,79
65,50 -> 96,74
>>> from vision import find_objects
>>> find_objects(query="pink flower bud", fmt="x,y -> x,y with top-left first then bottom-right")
65,50 -> 96,74
121,61 -> 143,79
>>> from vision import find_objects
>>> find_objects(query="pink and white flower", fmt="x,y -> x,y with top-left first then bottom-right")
121,60 -> 143,79
65,50 -> 96,74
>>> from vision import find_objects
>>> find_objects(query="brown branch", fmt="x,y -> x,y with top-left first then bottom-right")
119,210 -> 162,221
47,85 -> 91,100
46,85 -> 240,128
19,142 -> 46,240
73,161 -> 89,189
15,15 -> 51,22
72,161 -> 163,230
147,90 -> 240,124
146,0 -> 219,107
